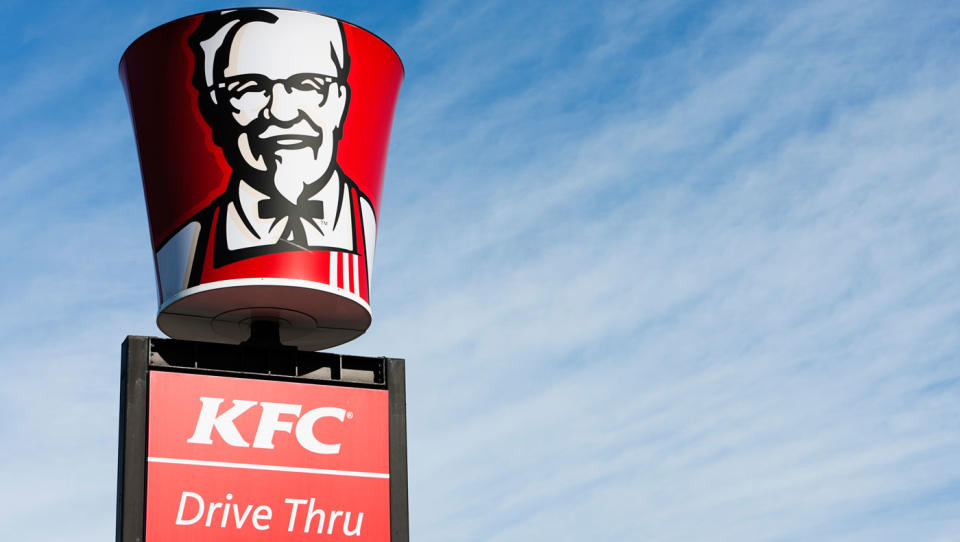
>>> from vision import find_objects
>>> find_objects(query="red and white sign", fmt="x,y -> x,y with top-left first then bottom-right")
145,370 -> 390,540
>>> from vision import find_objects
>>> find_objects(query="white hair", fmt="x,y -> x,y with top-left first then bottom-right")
195,9 -> 347,106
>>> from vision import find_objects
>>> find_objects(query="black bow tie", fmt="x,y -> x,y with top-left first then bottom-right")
258,198 -> 324,245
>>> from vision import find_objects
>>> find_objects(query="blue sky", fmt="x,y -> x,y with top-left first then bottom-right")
2,0 -> 959,540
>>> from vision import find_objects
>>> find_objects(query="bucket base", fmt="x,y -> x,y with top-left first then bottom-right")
157,282 -> 371,351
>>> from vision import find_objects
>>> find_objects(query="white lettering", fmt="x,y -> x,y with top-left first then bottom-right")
252,505 -> 272,530
171,491 -> 363,535
253,402 -> 302,449
220,494 -> 233,528
285,498 -> 307,532
175,492 -> 204,525
187,397 -> 257,446
283,496 -> 363,535
295,407 -> 346,454
175,492 -> 273,531
232,501 -> 254,528
304,498 -> 326,533
327,510 -> 344,534
186,399 -> 346,454
343,511 -> 364,536
205,501 -> 223,527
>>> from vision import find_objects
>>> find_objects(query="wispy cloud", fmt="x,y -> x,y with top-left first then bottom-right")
348,0 -> 960,539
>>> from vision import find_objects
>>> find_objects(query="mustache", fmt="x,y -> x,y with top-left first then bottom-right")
244,114 -> 325,151
260,120 -> 319,139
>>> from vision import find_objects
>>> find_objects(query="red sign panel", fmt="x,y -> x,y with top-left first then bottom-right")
145,371 -> 390,540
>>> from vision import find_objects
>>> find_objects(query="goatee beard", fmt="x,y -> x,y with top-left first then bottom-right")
243,147 -> 335,204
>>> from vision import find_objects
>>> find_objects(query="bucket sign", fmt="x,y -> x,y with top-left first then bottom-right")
120,9 -> 404,349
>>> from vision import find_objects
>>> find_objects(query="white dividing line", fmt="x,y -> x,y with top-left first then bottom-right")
330,252 -> 339,289
147,457 -> 389,479
352,254 -> 360,295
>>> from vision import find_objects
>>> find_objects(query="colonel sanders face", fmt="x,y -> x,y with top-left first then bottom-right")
197,11 -> 350,204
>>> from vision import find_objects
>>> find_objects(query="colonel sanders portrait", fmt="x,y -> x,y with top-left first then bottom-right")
155,9 -> 377,303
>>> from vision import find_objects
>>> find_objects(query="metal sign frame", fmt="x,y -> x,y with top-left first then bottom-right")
116,336 -> 408,541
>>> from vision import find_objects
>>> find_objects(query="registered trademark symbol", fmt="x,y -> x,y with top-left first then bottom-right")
347,411 -> 354,419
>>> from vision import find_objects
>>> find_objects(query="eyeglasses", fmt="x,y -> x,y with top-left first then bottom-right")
216,73 -> 343,100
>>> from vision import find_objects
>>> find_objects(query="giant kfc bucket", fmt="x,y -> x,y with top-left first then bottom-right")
120,9 -> 403,350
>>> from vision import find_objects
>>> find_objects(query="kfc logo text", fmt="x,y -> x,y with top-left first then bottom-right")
186,397 -> 348,454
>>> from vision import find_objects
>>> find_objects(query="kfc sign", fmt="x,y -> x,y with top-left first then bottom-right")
186,397 -> 347,454
120,9 -> 403,350
144,370 -> 391,540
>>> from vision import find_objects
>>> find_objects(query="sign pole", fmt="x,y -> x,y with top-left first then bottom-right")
116,337 -> 149,542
